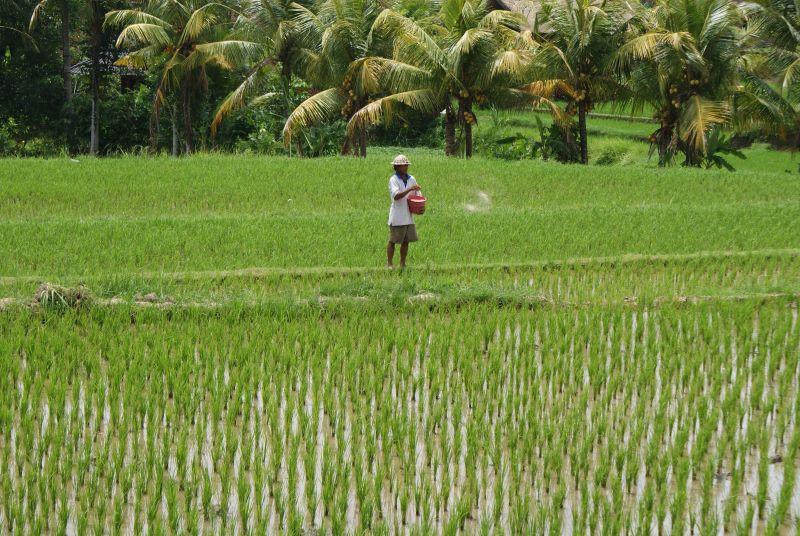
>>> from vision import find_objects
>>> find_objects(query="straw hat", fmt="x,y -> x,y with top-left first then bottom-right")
392,154 -> 410,166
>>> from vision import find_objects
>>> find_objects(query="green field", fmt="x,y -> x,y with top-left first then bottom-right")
475,109 -> 800,173
2,154 -> 800,533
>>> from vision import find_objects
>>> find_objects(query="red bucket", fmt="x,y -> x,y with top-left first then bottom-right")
408,194 -> 426,215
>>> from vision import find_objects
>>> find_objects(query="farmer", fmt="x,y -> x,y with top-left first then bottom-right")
387,154 -> 421,269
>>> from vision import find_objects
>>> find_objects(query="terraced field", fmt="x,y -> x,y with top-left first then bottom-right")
1,154 -> 799,534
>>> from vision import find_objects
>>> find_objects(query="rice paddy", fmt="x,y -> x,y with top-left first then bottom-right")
1,154 -> 800,534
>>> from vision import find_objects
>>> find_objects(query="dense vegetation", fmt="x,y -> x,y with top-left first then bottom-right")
2,0 -> 800,164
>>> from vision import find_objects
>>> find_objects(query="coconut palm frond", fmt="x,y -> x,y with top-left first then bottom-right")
450,27 -> 493,58
186,40 -> 264,71
613,31 -> 667,67
679,95 -> 730,153
347,88 -> 439,136
283,87 -> 346,145
375,10 -> 451,75
781,55 -> 800,97
518,79 -> 557,98
348,56 -> 389,95
211,60 -> 273,135
104,10 -> 170,31
29,0 -> 48,31
478,9 -> 525,32
1,25 -> 38,50
180,3 -> 223,45
115,23 -> 172,48
291,2 -> 325,42
735,69 -> 796,133
385,60 -> 435,92
250,92 -> 280,106
115,44 -> 164,69
491,49 -> 533,79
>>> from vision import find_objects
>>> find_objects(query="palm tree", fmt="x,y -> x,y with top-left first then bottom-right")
613,0 -> 744,166
737,0 -> 800,147
210,0 -> 313,137
347,0 -> 531,157
106,0 -> 262,154
32,0 -> 115,155
281,0 -> 385,157
522,0 -> 633,164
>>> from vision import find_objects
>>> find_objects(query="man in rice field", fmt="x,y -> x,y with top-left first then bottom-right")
387,154 -> 421,269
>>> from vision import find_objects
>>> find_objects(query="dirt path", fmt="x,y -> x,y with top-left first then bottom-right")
1,248 -> 798,285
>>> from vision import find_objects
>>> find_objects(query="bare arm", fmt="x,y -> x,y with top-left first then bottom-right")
393,184 -> 420,200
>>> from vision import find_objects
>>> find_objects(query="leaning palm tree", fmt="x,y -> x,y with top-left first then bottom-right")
106,0 -> 262,154
522,0 -> 633,164
346,0 -> 532,158
737,0 -> 800,147
613,0 -> 744,166
281,0 -> 385,157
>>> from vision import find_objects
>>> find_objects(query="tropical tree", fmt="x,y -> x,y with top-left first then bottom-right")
613,0 -> 744,166
105,0 -> 262,154
279,0 -> 386,156
522,0 -> 633,164
737,0 -> 800,148
347,0 -> 531,157
210,0 -> 313,137
32,0 -> 118,155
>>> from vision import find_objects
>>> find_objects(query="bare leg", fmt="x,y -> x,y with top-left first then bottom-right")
387,241 -> 395,268
400,242 -> 409,268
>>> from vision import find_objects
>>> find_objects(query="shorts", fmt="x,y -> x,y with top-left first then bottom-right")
388,224 -> 418,244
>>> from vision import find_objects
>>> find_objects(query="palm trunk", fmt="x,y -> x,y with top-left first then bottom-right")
280,65 -> 292,118
359,128 -> 366,158
578,103 -> 588,164
181,78 -> 193,154
683,144 -> 701,167
444,105 -> 456,157
171,105 -> 179,156
657,114 -> 674,167
460,99 -> 474,158
340,136 -> 351,156
90,95 -> 99,155
88,0 -> 102,156
149,112 -> 158,154
60,0 -> 72,102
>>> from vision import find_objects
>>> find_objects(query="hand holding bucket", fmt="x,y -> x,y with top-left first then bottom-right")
408,190 -> 426,215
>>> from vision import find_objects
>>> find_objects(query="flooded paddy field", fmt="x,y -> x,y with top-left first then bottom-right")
2,298 -> 798,534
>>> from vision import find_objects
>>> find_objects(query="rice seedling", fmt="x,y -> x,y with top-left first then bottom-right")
2,153 -> 800,532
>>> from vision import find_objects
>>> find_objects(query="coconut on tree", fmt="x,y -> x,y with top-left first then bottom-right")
281,0 -> 385,157
613,0 -> 744,166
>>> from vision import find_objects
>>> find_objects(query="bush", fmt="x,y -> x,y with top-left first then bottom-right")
594,141 -> 633,166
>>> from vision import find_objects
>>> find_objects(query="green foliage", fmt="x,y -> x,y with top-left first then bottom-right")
594,140 -> 633,166
701,128 -> 746,171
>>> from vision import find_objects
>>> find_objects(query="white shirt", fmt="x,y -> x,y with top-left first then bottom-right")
388,173 -> 418,226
